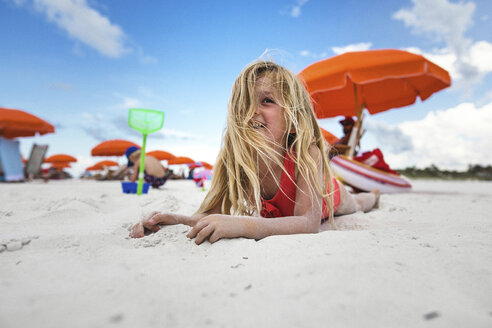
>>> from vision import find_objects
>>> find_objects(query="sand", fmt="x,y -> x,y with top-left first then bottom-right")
1,179 -> 491,327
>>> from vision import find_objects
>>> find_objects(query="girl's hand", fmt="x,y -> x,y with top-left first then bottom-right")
129,211 -> 179,238
186,214 -> 247,245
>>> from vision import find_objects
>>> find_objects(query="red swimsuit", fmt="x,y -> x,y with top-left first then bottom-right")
260,152 -> 341,219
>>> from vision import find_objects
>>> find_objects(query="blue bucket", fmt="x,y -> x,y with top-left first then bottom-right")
121,181 -> 150,194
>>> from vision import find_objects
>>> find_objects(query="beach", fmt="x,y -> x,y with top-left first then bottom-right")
1,179 -> 491,327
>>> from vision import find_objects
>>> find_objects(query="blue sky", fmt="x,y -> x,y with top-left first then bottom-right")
1,0 -> 491,175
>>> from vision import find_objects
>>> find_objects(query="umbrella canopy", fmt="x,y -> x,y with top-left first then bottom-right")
199,161 -> 213,170
85,165 -> 98,171
0,107 -> 55,139
146,150 -> 176,161
86,160 -> 119,171
44,154 -> 77,163
320,127 -> 338,145
193,169 -> 213,180
188,162 -> 202,170
50,162 -> 71,169
188,161 -> 214,170
91,139 -> 140,156
89,160 -> 119,171
298,49 -> 451,118
168,156 -> 195,165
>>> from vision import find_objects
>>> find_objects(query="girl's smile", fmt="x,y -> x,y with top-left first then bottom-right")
252,77 -> 287,145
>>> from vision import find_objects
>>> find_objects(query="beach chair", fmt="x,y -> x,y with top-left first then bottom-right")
24,143 -> 48,179
0,137 -> 24,182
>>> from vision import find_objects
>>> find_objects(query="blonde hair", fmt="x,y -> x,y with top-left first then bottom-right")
197,60 -> 335,227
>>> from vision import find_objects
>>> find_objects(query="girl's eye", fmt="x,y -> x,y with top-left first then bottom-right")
262,97 -> 275,104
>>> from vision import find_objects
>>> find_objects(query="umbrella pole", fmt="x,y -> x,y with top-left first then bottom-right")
347,84 -> 364,158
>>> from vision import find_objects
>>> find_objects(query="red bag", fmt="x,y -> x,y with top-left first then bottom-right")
354,148 -> 398,175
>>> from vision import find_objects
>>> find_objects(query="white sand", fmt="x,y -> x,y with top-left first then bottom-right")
1,179 -> 491,327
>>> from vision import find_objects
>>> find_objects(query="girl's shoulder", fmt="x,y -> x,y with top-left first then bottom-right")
291,143 -> 322,177
305,143 -> 322,162
289,142 -> 321,159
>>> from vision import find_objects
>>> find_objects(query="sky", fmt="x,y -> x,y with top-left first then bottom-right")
1,0 -> 492,176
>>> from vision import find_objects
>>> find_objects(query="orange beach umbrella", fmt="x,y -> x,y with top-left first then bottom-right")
94,160 -> 119,168
50,162 -> 71,169
188,161 -> 213,170
199,161 -> 213,170
299,49 -> 451,157
86,160 -> 119,171
91,139 -> 140,156
0,107 -> 55,139
168,156 -> 195,165
320,127 -> 339,145
298,49 -> 451,118
146,150 -> 176,161
44,154 -> 77,163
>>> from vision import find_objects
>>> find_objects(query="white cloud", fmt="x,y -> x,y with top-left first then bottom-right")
137,87 -> 156,98
379,100 -> 492,170
112,95 -> 143,110
290,0 -> 308,18
157,143 -> 220,165
81,111 -> 104,122
393,0 -> 484,89
14,0 -> 128,57
469,41 -> 492,72
300,50 -> 310,57
156,128 -> 198,140
402,40 -> 492,88
300,42 -> 372,59
364,119 -> 413,153
331,42 -> 372,55
136,47 -> 157,64
48,81 -> 76,91
80,107 -> 199,142
299,49 -> 328,59
139,54 -> 157,64
393,0 -> 475,44
401,46 -> 458,78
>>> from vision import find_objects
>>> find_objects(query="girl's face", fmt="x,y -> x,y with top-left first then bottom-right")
251,76 -> 287,146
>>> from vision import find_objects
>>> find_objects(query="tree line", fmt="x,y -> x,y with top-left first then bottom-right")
396,164 -> 492,180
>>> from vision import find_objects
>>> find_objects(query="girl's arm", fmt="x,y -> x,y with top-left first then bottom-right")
129,204 -> 222,238
130,162 -> 139,182
187,145 -> 325,244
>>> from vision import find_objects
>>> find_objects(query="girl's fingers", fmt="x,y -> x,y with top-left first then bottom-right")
194,224 -> 215,245
130,222 -> 144,238
208,230 -> 222,244
148,212 -> 160,221
142,212 -> 161,230
187,219 -> 206,239
143,211 -> 158,220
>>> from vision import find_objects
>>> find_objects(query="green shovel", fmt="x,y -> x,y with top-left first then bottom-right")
128,108 -> 165,195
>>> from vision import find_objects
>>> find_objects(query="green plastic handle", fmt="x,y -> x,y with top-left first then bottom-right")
137,133 -> 147,195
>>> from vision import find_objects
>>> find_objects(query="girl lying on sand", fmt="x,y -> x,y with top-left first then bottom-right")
130,61 -> 379,244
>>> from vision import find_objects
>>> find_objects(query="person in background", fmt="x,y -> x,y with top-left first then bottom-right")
125,146 -> 170,188
335,116 -> 355,146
